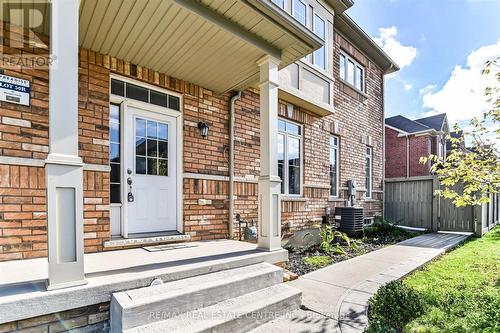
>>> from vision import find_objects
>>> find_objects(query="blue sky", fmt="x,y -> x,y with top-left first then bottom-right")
347,0 -> 500,126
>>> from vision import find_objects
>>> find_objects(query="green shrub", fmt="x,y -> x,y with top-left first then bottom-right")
364,217 -> 410,238
367,280 -> 425,333
303,255 -> 332,268
317,224 -> 350,253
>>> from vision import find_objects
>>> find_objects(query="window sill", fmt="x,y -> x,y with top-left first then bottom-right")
328,197 -> 344,202
338,78 -> 369,99
281,196 -> 307,202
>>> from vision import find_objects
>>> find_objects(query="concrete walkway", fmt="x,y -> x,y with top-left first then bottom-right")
251,232 -> 470,333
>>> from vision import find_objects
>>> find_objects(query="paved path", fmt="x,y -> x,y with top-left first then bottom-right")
251,232 -> 470,333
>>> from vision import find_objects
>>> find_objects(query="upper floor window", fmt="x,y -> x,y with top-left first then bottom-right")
365,146 -> 372,198
278,119 -> 302,195
292,0 -> 307,26
271,0 -> 285,9
329,136 -> 339,197
313,13 -> 326,70
339,52 -> 365,92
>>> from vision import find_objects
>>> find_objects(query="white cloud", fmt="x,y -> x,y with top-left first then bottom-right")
421,39 -> 500,124
419,84 -> 437,95
404,83 -> 412,91
373,26 -> 417,70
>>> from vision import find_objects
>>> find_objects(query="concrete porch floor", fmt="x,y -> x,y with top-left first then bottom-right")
0,240 -> 288,324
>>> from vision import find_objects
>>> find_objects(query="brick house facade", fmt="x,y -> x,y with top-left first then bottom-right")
385,114 -> 449,178
0,2 -> 397,262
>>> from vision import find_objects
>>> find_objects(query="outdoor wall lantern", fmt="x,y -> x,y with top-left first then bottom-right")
198,121 -> 209,139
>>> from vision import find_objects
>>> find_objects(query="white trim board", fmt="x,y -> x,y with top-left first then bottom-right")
0,156 -> 110,172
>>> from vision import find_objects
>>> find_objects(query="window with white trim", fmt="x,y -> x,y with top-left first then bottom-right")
292,0 -> 307,26
329,136 -> 339,197
365,146 -> 372,198
339,52 -> 365,92
312,13 -> 326,70
278,119 -> 302,195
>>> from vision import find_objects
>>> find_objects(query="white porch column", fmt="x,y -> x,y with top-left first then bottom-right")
257,55 -> 282,251
45,0 -> 86,290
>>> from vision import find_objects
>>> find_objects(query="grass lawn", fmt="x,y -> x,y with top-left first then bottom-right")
404,227 -> 500,332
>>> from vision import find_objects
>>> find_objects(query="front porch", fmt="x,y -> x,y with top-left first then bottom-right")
0,239 -> 288,324
4,0 -> 323,290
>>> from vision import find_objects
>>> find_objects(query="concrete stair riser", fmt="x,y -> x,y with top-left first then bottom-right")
111,263 -> 284,332
125,284 -> 302,333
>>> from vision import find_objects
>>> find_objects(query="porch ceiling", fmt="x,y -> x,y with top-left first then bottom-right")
79,0 -> 323,94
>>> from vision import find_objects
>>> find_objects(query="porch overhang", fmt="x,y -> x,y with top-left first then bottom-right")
79,0 -> 324,94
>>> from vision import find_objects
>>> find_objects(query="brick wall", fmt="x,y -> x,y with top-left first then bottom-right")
0,20 -> 386,260
0,22 -> 111,260
0,165 -> 46,261
409,135 -> 431,177
385,127 -> 408,178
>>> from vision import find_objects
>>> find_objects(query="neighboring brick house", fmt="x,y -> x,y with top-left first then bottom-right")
0,0 -> 397,270
385,113 -> 449,178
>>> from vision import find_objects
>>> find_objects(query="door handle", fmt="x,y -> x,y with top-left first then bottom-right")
127,177 -> 134,202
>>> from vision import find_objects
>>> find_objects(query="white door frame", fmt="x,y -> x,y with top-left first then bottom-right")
110,76 -> 183,238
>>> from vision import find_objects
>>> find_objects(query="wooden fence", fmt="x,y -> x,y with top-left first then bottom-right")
384,176 -> 499,235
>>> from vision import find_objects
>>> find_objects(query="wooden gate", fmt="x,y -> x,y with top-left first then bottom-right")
385,177 -> 434,229
384,176 -> 497,234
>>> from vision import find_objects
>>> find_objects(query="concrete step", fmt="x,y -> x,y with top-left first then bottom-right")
111,263 -> 283,332
124,283 -> 302,333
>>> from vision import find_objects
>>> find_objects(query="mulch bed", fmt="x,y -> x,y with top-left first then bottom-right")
286,234 -> 416,276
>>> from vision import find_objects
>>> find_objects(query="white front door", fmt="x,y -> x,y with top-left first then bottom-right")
125,106 -> 177,234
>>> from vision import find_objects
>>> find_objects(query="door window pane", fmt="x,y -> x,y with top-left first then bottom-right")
146,139 -> 157,157
110,122 -> 120,143
109,104 -> 121,203
135,118 -> 169,177
136,157 -> 146,174
126,83 -> 149,102
150,90 -> 168,108
110,164 -> 120,183
147,157 -> 157,175
147,121 -> 157,139
158,141 -> 168,159
136,137 -> 146,156
110,143 -> 120,163
168,95 -> 180,111
110,79 -> 124,96
158,123 -> 168,140
158,159 -> 168,176
136,119 -> 146,137
110,184 -> 121,203
111,79 -> 181,112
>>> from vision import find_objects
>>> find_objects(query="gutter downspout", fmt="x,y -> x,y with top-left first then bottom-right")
406,135 -> 410,177
229,91 -> 242,240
